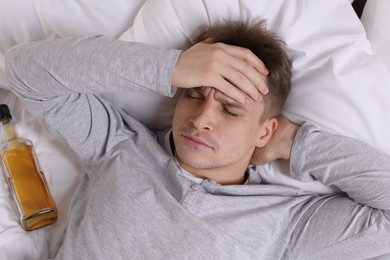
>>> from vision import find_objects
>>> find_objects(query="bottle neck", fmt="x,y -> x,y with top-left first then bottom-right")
1,118 -> 18,142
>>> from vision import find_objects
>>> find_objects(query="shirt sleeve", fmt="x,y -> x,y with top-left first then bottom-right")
288,123 -> 390,259
4,35 -> 181,169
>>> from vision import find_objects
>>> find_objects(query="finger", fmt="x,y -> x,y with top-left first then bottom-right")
197,46 -> 258,102
214,43 -> 269,76
229,57 -> 269,96
216,53 -> 268,100
211,77 -> 249,105
218,64 -> 262,102
213,43 -> 269,95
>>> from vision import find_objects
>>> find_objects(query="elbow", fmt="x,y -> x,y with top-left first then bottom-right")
5,44 -> 28,92
4,43 -> 41,96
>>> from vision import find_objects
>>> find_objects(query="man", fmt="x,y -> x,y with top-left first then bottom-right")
5,21 -> 390,259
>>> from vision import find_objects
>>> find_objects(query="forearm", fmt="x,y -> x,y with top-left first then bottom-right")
4,35 -> 180,166
5,35 -> 180,101
290,123 -> 390,211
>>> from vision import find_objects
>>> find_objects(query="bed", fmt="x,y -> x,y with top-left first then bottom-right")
0,0 -> 389,259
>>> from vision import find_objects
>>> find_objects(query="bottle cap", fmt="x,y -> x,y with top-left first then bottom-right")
0,104 -> 12,120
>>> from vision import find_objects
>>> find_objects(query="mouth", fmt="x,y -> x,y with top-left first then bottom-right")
181,134 -> 213,149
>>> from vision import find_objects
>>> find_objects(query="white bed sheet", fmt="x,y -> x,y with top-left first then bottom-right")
0,0 -> 389,259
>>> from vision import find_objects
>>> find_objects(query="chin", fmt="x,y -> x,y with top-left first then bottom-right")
176,149 -> 218,170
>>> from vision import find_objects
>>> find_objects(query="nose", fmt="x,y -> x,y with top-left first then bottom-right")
190,100 -> 216,131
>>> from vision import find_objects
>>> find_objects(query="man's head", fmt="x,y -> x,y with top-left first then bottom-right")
172,20 -> 292,184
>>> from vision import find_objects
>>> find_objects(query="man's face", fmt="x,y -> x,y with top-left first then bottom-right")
172,87 -> 271,175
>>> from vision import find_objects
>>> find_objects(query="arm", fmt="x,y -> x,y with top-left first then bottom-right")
5,35 -> 180,168
252,117 -> 390,209
291,123 -> 390,211
5,35 -> 180,99
5,35 -> 268,168
252,117 -> 390,257
289,123 -> 390,258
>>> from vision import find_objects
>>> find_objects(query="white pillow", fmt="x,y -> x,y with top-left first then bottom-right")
112,0 -> 390,191
361,0 -> 390,72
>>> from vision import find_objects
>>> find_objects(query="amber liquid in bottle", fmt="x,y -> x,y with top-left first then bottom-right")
0,105 -> 57,231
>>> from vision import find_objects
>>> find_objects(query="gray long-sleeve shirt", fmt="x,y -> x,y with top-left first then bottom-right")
4,35 -> 390,260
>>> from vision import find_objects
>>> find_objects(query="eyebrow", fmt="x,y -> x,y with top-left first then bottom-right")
188,87 -> 248,112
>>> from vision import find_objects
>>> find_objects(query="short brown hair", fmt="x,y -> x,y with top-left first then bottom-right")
193,20 -> 291,120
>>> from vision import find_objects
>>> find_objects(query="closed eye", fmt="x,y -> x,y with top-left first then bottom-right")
222,105 -> 239,117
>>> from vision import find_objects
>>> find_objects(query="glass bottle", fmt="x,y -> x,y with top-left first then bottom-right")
0,104 -> 57,231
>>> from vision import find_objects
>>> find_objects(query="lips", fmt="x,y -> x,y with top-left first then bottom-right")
182,134 -> 213,149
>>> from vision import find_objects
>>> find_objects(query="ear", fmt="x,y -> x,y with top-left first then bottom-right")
256,117 -> 278,148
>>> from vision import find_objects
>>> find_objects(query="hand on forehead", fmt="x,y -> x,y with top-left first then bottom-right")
172,41 -> 269,105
